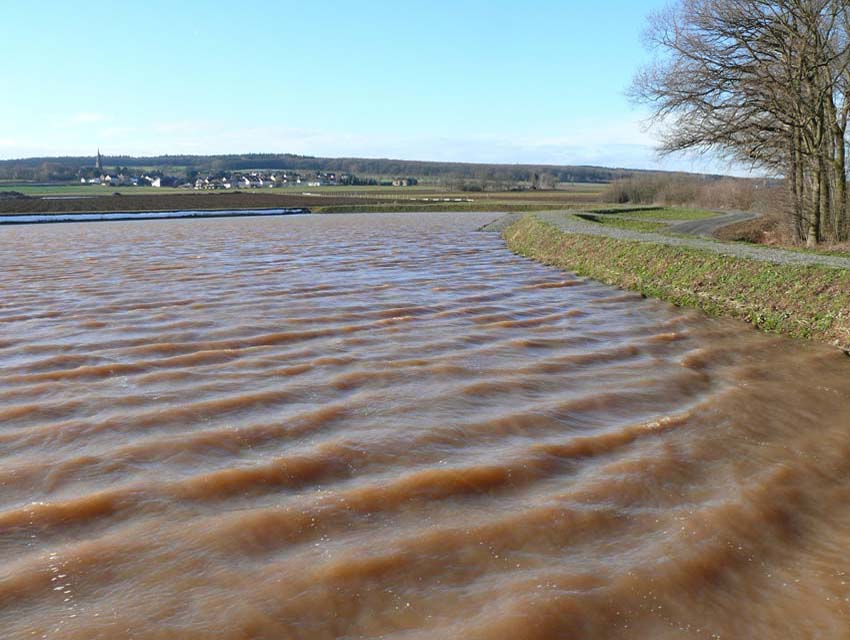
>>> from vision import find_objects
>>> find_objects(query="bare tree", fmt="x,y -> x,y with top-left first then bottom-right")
632,0 -> 850,245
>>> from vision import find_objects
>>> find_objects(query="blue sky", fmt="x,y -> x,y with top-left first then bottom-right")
0,0 -> 734,172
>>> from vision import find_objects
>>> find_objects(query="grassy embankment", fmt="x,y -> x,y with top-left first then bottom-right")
572,213 -> 668,233
503,214 -> 850,351
570,207 -> 720,233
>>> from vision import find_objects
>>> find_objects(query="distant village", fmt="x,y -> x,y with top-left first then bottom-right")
80,151 -> 418,190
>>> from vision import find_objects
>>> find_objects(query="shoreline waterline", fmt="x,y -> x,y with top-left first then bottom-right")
0,207 -> 310,225
503,213 -> 850,352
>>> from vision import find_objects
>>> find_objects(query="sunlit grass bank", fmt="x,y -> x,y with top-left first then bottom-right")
504,214 -> 850,350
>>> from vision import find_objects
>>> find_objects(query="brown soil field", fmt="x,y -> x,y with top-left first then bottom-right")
0,185 -> 606,216
0,191 -> 388,215
713,213 -> 782,244
445,191 -> 603,203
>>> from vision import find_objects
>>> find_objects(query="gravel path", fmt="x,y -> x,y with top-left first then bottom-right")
483,211 -> 850,271
477,212 -> 524,233
666,210 -> 759,236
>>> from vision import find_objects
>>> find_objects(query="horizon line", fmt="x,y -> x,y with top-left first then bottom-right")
0,151 -> 753,179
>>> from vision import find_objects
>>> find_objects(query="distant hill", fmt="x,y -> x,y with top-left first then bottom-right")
0,153 -> 725,184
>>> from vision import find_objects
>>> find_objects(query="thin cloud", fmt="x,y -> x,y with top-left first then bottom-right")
69,112 -> 108,124
0,119 -> 753,175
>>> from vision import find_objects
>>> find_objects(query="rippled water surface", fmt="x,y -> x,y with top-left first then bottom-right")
2,212 -> 850,639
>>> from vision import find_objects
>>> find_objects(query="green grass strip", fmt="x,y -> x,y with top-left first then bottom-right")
503,214 -> 850,351
618,207 -> 718,220
572,213 -> 668,233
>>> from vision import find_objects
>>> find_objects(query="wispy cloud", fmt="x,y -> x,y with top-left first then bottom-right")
69,112 -> 109,124
0,117 -> 754,176
98,126 -> 137,139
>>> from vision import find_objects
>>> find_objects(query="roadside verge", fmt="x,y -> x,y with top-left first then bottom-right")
502,214 -> 850,351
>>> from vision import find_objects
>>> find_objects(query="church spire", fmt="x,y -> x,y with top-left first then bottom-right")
96,148 -> 103,172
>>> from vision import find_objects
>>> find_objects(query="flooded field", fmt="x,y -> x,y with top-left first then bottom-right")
1,212 -> 850,639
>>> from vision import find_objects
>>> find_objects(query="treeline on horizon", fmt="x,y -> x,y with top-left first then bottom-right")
0,153 -> 721,185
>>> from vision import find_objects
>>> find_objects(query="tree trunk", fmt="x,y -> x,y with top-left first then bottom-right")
820,154 -> 831,240
807,164 -> 821,247
796,133 -> 806,241
835,122 -> 848,241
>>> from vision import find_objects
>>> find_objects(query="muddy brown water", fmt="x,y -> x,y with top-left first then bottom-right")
1,212 -> 850,639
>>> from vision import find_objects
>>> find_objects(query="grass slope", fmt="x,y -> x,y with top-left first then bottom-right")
503,214 -> 850,351
572,213 -> 668,232
620,207 -> 718,220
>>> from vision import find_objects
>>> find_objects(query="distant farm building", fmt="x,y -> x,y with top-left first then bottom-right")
392,178 -> 418,187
